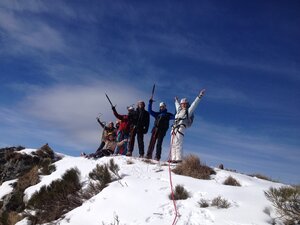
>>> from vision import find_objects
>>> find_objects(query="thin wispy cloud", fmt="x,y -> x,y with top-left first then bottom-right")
0,9 -> 66,54
10,81 -> 150,148
0,0 -> 76,19
145,31 -> 300,80
188,119 -> 300,162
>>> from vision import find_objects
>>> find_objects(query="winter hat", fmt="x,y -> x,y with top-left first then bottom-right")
180,98 -> 189,104
159,102 -> 166,107
127,106 -> 134,111
137,100 -> 145,107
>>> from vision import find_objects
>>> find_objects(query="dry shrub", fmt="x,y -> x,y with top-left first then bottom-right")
223,176 -> 241,186
250,173 -> 275,182
39,158 -> 56,175
27,168 -> 82,224
81,182 -> 103,200
172,155 -> 216,180
34,144 -> 55,159
169,185 -> 190,200
88,164 -> 112,190
83,159 -> 121,199
4,152 -> 39,167
108,159 -> 121,179
2,146 -> 25,161
0,211 -> 8,225
198,199 -> 209,208
5,152 -> 22,162
211,196 -> 231,208
265,186 -> 300,224
17,166 -> 40,191
7,211 -> 22,225
1,166 -> 39,217
4,191 -> 24,212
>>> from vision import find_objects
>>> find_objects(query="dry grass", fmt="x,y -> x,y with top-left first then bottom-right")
172,155 -> 216,180
7,211 -> 23,225
211,196 -> 231,208
198,199 -> 209,208
169,185 -> 190,200
249,173 -> 276,182
223,176 -> 241,186
17,166 -> 40,191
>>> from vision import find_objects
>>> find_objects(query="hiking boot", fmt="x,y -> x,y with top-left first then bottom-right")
126,151 -> 132,157
154,157 -> 160,161
167,160 -> 182,164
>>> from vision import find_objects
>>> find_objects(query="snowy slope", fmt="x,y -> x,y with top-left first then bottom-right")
10,149 -> 285,225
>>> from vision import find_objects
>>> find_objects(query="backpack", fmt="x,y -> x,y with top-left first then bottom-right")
185,109 -> 194,128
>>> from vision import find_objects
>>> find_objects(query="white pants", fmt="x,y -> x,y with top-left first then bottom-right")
170,125 -> 186,161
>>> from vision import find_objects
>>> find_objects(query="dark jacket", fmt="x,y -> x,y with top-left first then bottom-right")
148,100 -> 175,133
134,108 -> 150,134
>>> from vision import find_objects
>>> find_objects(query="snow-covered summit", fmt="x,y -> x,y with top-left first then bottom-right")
6,148 -> 285,225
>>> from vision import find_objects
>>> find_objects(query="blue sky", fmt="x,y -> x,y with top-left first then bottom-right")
0,0 -> 299,184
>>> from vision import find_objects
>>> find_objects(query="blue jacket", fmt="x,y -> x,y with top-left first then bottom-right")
148,100 -> 175,132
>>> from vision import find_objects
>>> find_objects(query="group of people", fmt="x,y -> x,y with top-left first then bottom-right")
82,89 -> 205,163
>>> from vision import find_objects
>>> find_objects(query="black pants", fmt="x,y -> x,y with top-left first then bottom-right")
97,141 -> 105,151
128,128 -> 145,156
89,149 -> 113,159
146,127 -> 166,161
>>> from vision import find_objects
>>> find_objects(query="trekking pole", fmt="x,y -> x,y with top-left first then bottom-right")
105,93 -> 116,108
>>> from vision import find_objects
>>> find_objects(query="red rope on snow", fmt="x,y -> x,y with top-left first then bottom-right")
168,131 -> 179,225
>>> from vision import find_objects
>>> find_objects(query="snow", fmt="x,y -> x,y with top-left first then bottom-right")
19,148 -> 66,159
18,148 -> 38,155
13,152 -> 285,225
0,179 -> 16,199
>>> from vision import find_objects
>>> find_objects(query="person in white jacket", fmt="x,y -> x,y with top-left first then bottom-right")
170,89 -> 205,163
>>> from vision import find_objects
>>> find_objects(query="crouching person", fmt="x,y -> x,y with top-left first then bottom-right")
83,132 -> 127,159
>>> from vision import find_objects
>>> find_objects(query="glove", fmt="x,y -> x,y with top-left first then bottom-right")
149,99 -> 153,103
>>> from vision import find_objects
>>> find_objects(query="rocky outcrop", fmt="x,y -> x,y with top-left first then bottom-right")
0,144 -> 58,185
0,144 -> 60,225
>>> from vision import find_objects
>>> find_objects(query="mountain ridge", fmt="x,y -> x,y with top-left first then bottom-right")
0,146 -> 290,225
